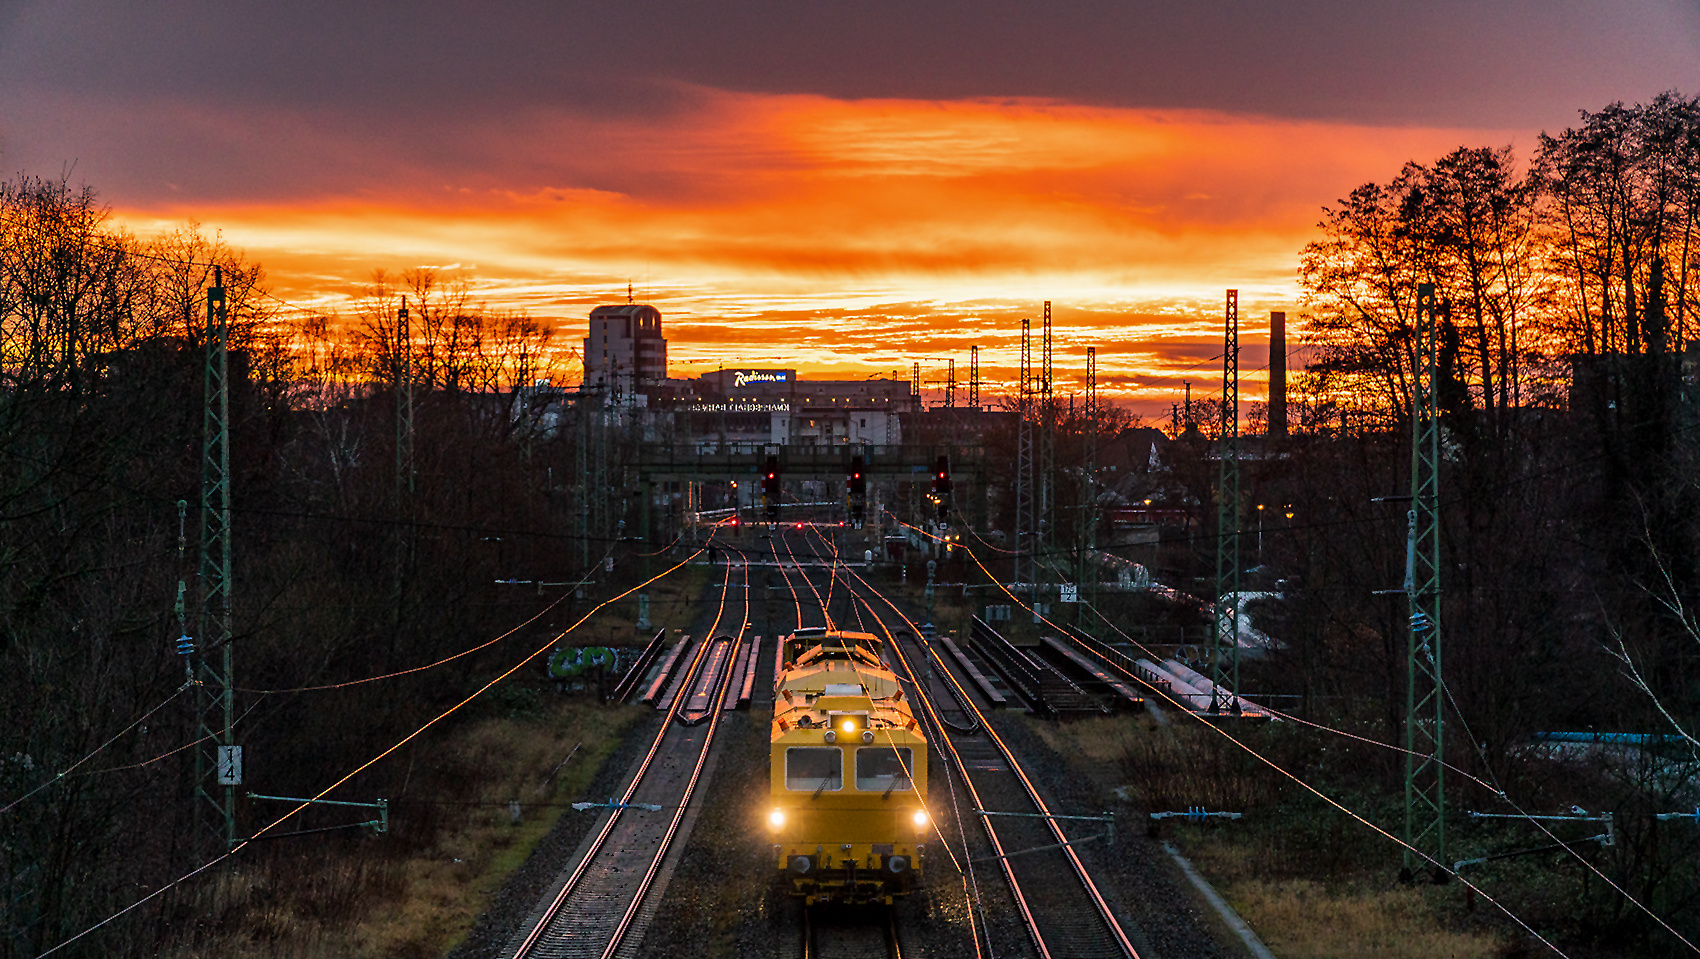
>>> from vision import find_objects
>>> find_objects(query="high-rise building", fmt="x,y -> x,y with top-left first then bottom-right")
584,304 -> 667,395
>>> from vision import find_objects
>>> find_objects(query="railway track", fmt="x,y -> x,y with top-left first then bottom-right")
769,525 -> 914,959
776,528 -> 834,629
505,547 -> 749,959
803,905 -> 902,959
840,557 -> 1142,959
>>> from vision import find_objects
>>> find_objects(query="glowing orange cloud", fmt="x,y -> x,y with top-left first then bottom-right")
116,87 -> 1527,416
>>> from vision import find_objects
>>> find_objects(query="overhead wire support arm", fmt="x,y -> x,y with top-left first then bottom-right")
247,793 -> 389,835
571,798 -> 664,812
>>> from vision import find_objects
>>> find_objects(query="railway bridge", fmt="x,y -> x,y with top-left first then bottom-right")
631,443 -> 992,538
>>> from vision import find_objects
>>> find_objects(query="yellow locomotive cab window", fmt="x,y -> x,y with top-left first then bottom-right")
854,747 -> 913,791
785,747 -> 842,791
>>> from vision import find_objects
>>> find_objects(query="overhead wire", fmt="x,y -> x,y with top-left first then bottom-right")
34,545 -> 704,958
0,684 -> 190,816
838,546 -> 1121,959
6,535 -> 627,810
235,544 -> 614,695
962,422 -> 1700,955
900,517 -> 1578,957
790,525 -> 986,958
70,695 -> 268,782
1039,508 -> 1699,953
993,492 -> 1700,956
917,511 -> 1586,794
14,204 -> 1689,947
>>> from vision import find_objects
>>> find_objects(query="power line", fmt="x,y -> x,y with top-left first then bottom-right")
843,537 -> 1570,952
34,544 -> 705,958
0,685 -> 190,816
899,526 -> 1576,956
233,572 -> 588,695
920,516 -> 1696,956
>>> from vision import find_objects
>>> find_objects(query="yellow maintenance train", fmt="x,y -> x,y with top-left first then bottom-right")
767,628 -> 929,904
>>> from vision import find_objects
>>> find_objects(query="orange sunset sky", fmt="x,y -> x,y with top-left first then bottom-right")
4,1 -> 1697,420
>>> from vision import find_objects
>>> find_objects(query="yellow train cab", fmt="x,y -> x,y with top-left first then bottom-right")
767,630 -> 929,904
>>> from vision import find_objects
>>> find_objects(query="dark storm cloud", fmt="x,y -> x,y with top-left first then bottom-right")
4,0 -> 1695,125
3,0 -> 1694,211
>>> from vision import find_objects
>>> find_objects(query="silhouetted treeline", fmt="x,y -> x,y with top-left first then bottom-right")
0,176 -> 624,958
1255,92 -> 1700,953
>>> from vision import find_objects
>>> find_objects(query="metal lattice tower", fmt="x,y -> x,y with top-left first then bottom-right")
577,385 -> 595,570
1405,283 -> 1447,878
396,298 -> 414,500
1212,289 -> 1241,712
1079,346 -> 1100,628
946,359 -> 956,408
394,299 -> 413,625
969,345 -> 980,409
1039,301 -> 1055,600
594,391 -> 609,567
1016,320 -> 1034,592
912,362 -> 922,410
195,269 -> 236,853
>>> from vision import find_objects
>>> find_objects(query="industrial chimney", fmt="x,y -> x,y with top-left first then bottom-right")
1269,311 -> 1287,436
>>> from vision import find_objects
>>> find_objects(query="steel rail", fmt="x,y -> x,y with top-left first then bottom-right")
510,549 -> 745,959
768,528 -> 810,630
852,593 -> 1048,959
809,531 -> 977,739
599,553 -> 747,958
780,531 -> 833,629
847,566 -> 1141,959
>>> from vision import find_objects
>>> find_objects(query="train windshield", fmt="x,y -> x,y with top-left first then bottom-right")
785,747 -> 842,791
855,747 -> 914,791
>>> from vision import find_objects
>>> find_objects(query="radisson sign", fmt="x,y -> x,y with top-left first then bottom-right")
732,370 -> 788,388
689,400 -> 790,413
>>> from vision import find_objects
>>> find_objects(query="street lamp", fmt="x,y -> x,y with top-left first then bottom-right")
1257,503 -> 1265,558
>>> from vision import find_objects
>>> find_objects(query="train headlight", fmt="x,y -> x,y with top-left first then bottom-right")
768,808 -> 785,829
841,720 -> 856,735
912,809 -> 929,828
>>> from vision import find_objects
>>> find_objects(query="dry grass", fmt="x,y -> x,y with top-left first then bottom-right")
1028,714 -> 1144,765
1048,717 -> 1514,959
1222,879 -> 1502,959
1174,819 -> 1508,959
164,698 -> 641,959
